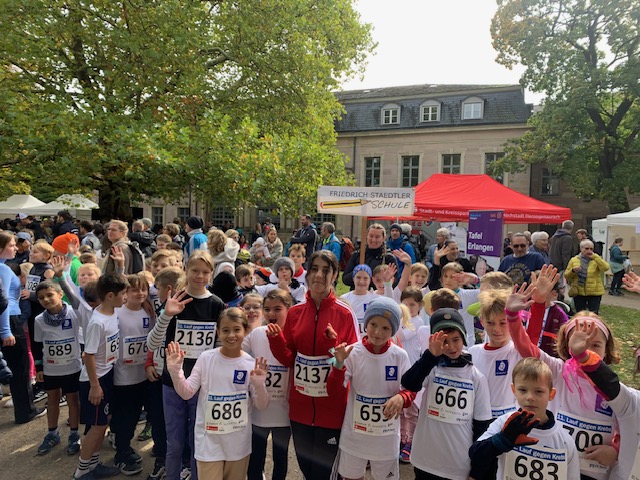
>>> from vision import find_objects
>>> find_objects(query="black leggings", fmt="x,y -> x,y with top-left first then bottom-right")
290,420 -> 340,480
248,425 -> 291,480
1,316 -> 36,423
611,270 -> 625,291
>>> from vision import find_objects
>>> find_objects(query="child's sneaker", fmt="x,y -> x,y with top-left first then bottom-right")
59,395 -> 67,407
92,463 -> 120,478
399,442 -> 411,464
107,431 -> 116,450
37,431 -> 61,455
67,431 -> 81,455
179,467 -> 191,480
137,421 -> 152,441
115,455 -> 143,476
33,388 -> 48,403
147,460 -> 166,480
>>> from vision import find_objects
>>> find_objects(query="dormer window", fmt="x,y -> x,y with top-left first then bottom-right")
381,104 -> 400,125
462,97 -> 484,120
420,100 -> 440,122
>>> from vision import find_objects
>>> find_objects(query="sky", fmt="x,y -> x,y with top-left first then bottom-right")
340,0 -> 545,105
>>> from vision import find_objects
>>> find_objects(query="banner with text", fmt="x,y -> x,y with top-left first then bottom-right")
467,210 -> 504,273
317,186 -> 414,216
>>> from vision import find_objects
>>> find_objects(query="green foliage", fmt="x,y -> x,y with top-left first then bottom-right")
0,0 -> 372,218
491,0 -> 640,212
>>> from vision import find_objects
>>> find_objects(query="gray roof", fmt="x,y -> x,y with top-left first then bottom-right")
334,84 -> 532,132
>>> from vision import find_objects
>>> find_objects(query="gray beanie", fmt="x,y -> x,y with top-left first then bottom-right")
363,297 -> 402,336
274,256 -> 295,276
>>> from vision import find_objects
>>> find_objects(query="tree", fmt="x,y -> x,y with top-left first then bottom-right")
0,1 -> 373,219
491,0 -> 640,212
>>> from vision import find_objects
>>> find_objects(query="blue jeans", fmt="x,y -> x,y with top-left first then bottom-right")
162,384 -> 198,480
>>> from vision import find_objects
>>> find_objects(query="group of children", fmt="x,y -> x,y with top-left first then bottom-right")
5,223 -> 640,480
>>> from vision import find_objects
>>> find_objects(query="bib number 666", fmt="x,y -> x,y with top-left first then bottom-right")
434,385 -> 467,409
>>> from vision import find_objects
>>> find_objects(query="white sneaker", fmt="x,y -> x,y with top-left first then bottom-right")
179,468 -> 191,480
4,398 -> 13,408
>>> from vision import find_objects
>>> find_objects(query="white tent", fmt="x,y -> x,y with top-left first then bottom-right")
22,195 -> 98,220
0,194 -> 46,216
594,207 -> 640,263
56,194 -> 99,210
606,206 -> 640,227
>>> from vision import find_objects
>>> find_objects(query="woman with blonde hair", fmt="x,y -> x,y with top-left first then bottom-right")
207,229 -> 239,275
263,228 -> 283,269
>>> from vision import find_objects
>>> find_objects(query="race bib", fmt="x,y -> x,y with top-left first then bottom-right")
123,335 -> 148,365
556,410 -> 613,475
106,332 -> 119,366
357,320 -> 366,336
265,365 -> 289,401
426,374 -> 473,424
293,354 -> 330,397
205,392 -> 248,434
174,320 -> 216,359
352,394 -> 398,436
492,404 -> 517,419
153,347 -> 165,375
44,337 -> 77,365
26,274 -> 41,293
504,445 -> 567,480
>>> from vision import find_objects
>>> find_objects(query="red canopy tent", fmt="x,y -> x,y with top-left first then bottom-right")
375,174 -> 571,224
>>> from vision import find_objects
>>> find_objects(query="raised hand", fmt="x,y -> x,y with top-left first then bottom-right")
266,323 -> 282,337
429,331 -> 448,357
530,265 -> 559,304
251,357 -> 268,377
165,341 -> 185,368
567,319 -> 599,360
324,323 -> 337,340
110,245 -> 125,268
382,263 -> 398,283
393,249 -> 412,266
51,255 -> 66,278
505,283 -> 536,314
452,272 -> 477,286
163,287 -> 193,317
623,271 -> 640,293
500,409 -> 540,448
333,342 -> 354,363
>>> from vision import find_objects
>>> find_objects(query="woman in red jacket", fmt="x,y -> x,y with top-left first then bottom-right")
267,250 -> 358,480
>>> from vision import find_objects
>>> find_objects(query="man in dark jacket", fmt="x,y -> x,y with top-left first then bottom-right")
53,210 -> 79,237
549,220 -> 574,290
128,218 -> 157,258
289,214 -> 317,266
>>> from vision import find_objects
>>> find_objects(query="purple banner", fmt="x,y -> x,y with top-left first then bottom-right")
467,210 -> 504,257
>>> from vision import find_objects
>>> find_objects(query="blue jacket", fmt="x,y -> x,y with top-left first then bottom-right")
321,233 -> 342,261
185,229 -> 208,260
386,235 -> 416,276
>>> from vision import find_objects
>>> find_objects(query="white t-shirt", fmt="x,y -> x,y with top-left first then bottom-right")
411,363 -> 492,480
607,382 -> 640,480
34,304 -> 83,376
242,326 -> 289,428
114,305 -> 153,386
396,315 -> 424,365
80,308 -> 120,381
417,325 -> 431,354
456,289 -> 480,347
188,349 -> 257,462
340,291 -> 379,337
338,342 -> 411,461
468,342 -> 521,418
256,283 -> 307,304
478,411 -> 580,480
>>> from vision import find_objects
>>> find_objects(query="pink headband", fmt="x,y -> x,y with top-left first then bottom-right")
565,316 -> 610,340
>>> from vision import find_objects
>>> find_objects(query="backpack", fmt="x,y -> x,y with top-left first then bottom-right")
402,235 -> 423,262
339,237 -> 355,271
128,241 -> 146,273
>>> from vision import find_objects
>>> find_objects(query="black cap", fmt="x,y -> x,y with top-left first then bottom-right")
430,308 -> 467,346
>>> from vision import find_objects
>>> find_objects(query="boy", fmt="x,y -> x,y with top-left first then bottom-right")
111,273 -> 153,475
287,243 -> 307,286
150,250 -> 176,277
419,288 -> 461,354
235,264 -> 256,295
256,257 -> 306,304
72,273 -> 129,480
402,308 -> 492,480
440,262 -> 480,347
340,264 -> 379,336
470,358 -> 579,480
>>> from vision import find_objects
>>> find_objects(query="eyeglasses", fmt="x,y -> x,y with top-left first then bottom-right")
243,305 -> 262,311
512,244 -> 527,248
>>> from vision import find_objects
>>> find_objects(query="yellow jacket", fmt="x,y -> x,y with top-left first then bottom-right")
565,254 -> 610,296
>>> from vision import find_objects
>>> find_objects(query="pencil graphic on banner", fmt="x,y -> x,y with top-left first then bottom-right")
320,199 -> 370,208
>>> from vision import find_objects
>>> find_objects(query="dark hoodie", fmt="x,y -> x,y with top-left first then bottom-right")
209,271 -> 243,307
549,228 -> 573,270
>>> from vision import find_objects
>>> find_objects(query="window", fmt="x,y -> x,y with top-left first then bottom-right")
364,156 -> 381,186
177,207 -> 190,224
210,206 -> 234,228
484,152 -> 505,184
381,104 -> 400,125
442,154 -> 462,174
541,168 -> 560,196
401,155 -> 420,187
420,100 -> 440,122
462,97 -> 484,120
311,213 -> 336,227
151,206 -> 164,226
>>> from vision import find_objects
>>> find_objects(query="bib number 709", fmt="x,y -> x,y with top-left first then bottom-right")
434,385 -> 468,410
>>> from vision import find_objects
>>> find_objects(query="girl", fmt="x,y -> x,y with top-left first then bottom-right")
263,228 -> 283,269
165,308 -> 269,480
240,293 -> 264,333
327,297 -> 414,480
146,250 -> 226,480
340,264 -> 379,336
507,267 -> 620,480
243,289 -> 294,480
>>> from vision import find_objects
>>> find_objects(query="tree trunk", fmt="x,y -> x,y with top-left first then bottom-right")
98,181 -> 132,221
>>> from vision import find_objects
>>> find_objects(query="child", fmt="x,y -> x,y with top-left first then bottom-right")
254,267 -> 272,287
150,250 -> 176,277
568,319 -> 639,480
166,308 -> 269,479
235,264 -> 256,295
373,263 -> 396,296
77,263 -> 101,292
144,266 -> 186,480
156,234 -> 172,251
243,289 -> 294,480
250,237 -> 271,266
256,257 -> 306,304
111,273 -> 153,475
328,297 -> 415,480
340,264 -> 379,336
468,289 -> 521,419
73,273 -> 129,480
526,273 -> 569,358
287,244 -> 307,286
384,250 -> 427,303
470,358 -> 580,480
507,267 -> 620,480
397,287 -> 424,462
401,308 -> 492,480
440,262 -> 480,347
240,293 -> 264,333
33,280 -> 86,455
146,250 -> 226,480
418,288 -> 461,354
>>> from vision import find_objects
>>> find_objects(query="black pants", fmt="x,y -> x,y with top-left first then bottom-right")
574,295 -> 602,314
290,420 -> 340,480
611,270 -> 625,291
146,378 -> 166,459
1,316 -> 36,424
414,468 -> 451,480
248,425 -> 291,480
111,380 -> 148,456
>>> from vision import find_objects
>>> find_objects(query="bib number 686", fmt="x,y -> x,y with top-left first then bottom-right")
211,402 -> 242,421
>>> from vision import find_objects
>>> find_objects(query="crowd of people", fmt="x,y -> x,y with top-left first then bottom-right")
0,210 -> 638,480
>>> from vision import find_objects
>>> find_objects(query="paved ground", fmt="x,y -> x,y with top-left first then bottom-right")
600,289 -> 640,309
